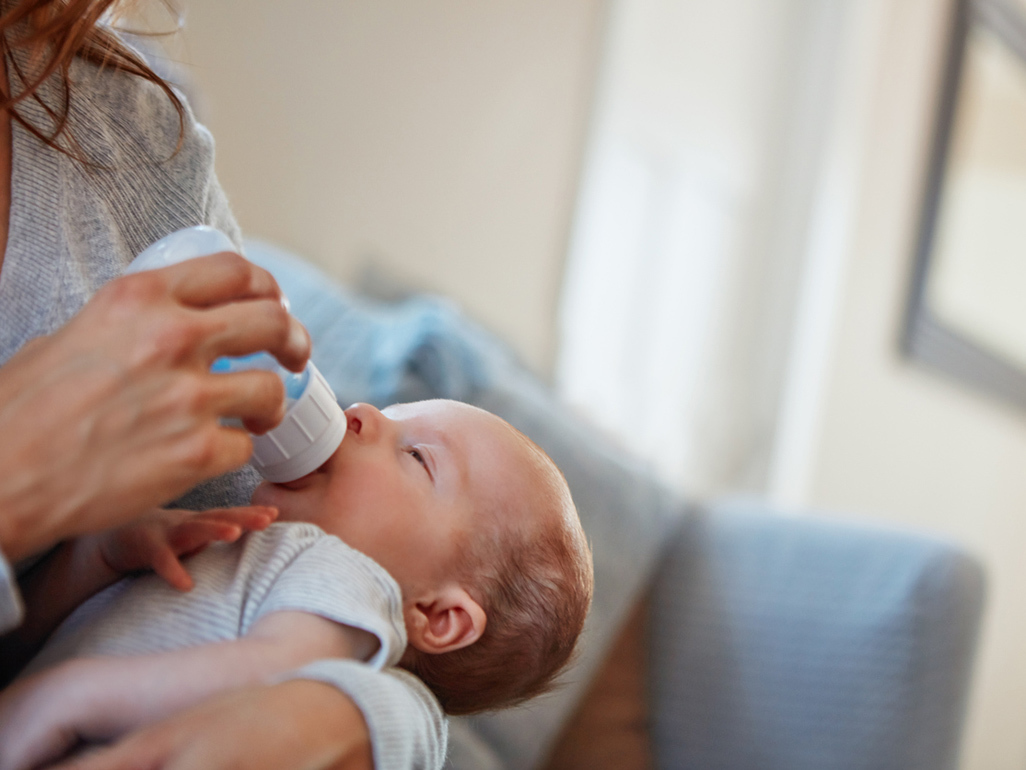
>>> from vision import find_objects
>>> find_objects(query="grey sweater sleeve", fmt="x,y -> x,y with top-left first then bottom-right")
286,661 -> 448,770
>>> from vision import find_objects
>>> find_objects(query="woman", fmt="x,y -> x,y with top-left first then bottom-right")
0,2 -> 444,768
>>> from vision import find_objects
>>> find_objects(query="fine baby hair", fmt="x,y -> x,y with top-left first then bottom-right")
401,424 -> 594,715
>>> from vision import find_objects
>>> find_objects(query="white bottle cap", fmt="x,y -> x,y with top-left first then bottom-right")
250,363 -> 347,482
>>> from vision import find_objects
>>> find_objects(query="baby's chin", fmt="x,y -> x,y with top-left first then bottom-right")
251,481 -> 314,524
251,482 -> 290,517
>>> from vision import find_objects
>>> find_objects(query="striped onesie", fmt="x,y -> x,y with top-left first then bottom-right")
24,522 -> 408,677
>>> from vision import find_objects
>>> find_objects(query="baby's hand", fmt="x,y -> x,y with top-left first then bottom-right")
84,506 -> 278,591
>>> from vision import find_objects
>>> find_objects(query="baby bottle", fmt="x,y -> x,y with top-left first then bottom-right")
126,226 -> 346,483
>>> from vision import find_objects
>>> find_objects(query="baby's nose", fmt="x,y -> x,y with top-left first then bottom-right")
343,403 -> 388,442
345,411 -> 363,436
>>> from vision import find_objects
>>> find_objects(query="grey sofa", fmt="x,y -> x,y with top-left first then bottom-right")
248,241 -> 985,770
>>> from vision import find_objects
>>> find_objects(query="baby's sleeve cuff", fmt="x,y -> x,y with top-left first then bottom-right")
280,660 -> 448,770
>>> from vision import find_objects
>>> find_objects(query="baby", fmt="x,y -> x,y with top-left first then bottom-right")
0,399 -> 594,769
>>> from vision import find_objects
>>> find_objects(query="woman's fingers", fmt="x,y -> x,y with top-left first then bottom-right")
101,256 -> 310,373
171,424 -> 256,484
164,252 -> 282,307
54,727 -> 170,770
165,255 -> 310,372
200,369 -> 287,435
107,425 -> 255,511
0,250 -> 309,558
196,298 -> 311,373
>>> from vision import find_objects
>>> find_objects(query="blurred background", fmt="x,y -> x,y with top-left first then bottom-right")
163,1 -> 1024,767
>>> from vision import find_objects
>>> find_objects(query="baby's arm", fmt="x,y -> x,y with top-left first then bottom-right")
0,506 -> 276,684
0,611 -> 379,770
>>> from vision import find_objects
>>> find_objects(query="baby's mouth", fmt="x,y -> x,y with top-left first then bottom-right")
272,465 -> 322,489
273,475 -> 313,490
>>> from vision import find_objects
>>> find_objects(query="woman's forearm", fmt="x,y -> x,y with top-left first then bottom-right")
44,679 -> 374,770
0,541 -> 116,684
39,611 -> 361,742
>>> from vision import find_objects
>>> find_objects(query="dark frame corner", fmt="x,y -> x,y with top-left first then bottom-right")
903,0 -> 1026,412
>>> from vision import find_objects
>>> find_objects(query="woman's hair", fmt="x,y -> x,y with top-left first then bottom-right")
0,0 -> 183,160
401,430 -> 594,716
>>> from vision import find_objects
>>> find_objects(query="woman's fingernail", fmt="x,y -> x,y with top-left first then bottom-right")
288,321 -> 310,357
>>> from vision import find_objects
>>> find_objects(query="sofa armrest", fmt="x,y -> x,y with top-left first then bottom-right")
649,499 -> 985,770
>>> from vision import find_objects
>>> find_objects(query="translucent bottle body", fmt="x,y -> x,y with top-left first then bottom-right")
209,354 -> 310,408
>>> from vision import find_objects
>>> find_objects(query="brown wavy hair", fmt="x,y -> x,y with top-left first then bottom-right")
0,0 -> 183,160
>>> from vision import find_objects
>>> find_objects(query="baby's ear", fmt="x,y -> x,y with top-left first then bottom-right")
405,584 -> 486,655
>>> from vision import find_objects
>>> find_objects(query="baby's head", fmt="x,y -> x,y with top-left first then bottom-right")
253,398 -> 593,714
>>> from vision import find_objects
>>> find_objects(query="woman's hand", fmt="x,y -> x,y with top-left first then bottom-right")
0,253 -> 310,561
0,661 -> 93,770
51,680 -> 374,770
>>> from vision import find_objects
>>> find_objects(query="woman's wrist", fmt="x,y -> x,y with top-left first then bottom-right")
0,351 -> 103,562
10,539 -> 118,653
0,493 -> 49,564
0,451 -> 45,561
62,536 -> 121,593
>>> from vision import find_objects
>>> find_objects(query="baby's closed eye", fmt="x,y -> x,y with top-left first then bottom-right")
406,447 -> 434,482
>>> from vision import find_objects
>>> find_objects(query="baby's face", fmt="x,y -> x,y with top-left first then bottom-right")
251,399 -> 530,595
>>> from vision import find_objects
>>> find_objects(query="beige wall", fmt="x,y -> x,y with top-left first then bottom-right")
178,1 -> 604,376
802,1 -> 1026,767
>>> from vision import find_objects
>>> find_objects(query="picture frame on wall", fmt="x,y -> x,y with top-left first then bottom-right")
904,0 -> 1026,411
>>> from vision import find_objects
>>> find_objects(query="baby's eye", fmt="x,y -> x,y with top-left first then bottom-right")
409,448 -> 426,467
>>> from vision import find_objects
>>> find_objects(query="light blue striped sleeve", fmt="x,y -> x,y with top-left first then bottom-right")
284,660 -> 448,770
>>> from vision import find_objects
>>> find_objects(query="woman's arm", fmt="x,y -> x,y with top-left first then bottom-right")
46,666 -> 446,770
0,611 -> 367,770
0,541 -> 112,687
52,679 -> 374,770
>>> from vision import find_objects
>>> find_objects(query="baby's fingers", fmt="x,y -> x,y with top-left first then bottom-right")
155,522 -> 240,591
166,520 -> 244,557
154,507 -> 277,591
152,549 -> 195,592
192,506 -> 279,532
163,506 -> 276,557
